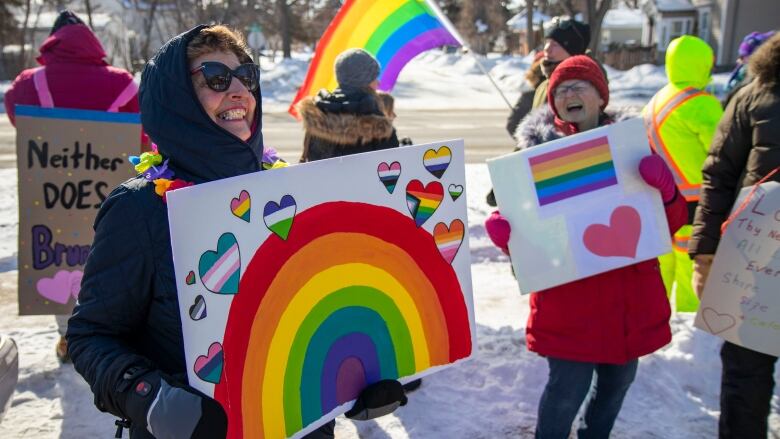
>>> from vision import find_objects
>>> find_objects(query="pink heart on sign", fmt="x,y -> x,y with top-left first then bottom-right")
701,308 -> 737,334
36,270 -> 83,304
582,206 -> 641,258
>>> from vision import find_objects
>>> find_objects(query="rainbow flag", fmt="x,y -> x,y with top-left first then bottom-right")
530,136 -> 617,206
289,0 -> 463,117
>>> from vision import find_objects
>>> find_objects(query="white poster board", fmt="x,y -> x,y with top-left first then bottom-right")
167,140 -> 475,438
487,118 -> 672,293
695,181 -> 780,356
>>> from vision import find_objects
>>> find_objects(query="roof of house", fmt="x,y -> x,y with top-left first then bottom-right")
603,6 -> 645,29
507,10 -> 552,31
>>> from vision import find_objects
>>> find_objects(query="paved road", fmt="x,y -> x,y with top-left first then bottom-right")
0,109 -> 516,169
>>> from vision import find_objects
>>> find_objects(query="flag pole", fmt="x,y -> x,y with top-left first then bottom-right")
424,0 -> 514,111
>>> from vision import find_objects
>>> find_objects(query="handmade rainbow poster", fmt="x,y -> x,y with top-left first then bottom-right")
695,182 -> 780,357
487,118 -> 672,293
167,140 -> 474,438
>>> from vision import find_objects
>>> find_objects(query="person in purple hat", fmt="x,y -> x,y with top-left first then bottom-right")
723,30 -> 775,105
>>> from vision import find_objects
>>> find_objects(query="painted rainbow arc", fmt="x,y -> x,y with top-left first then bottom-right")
216,202 -> 472,438
289,0 -> 461,117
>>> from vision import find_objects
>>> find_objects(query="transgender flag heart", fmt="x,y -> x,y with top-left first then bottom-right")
377,161 -> 402,194
198,233 -> 241,295
264,195 -> 297,240
434,219 -> 465,263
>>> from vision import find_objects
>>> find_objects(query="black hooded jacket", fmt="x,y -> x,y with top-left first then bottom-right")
67,25 -> 264,437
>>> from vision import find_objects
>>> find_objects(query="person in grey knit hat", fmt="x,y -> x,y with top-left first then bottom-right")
334,48 -> 380,89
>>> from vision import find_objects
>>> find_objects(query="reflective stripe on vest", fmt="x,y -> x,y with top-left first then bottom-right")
33,66 -> 136,113
643,87 -> 706,202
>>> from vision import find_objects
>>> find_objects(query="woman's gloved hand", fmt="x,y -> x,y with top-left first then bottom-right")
485,210 -> 511,254
639,155 -> 678,203
123,369 -> 227,439
345,379 -> 408,420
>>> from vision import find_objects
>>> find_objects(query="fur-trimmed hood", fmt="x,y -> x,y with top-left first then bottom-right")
297,91 -> 395,146
514,105 -> 639,150
750,31 -> 780,86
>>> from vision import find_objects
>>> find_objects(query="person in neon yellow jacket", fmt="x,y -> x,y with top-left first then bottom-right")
642,35 -> 723,312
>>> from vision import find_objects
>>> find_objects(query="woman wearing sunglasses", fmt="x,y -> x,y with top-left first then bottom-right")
68,25 -> 406,439
485,56 -> 688,438
66,25 -> 266,439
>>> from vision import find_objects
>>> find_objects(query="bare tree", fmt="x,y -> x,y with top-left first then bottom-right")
83,0 -> 94,28
582,0 -> 610,55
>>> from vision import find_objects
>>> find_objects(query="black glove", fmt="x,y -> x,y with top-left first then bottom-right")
123,369 -> 227,439
345,379 -> 408,421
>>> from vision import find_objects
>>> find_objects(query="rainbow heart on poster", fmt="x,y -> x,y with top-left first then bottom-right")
198,233 -> 241,295
194,342 -> 223,384
448,184 -> 463,201
215,202 -> 472,438
264,195 -> 297,240
434,219 -> 465,264
405,180 -> 444,227
230,190 -> 251,222
377,162 -> 402,194
423,146 -> 451,178
185,271 -> 196,285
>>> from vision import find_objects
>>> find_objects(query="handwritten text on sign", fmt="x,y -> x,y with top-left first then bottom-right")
695,181 -> 780,356
15,106 -> 139,315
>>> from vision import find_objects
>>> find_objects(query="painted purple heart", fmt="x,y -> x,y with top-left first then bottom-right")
36,270 -> 84,304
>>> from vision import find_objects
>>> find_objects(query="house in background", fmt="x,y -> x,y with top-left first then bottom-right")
600,5 -> 645,50
642,0 -> 779,66
641,0 -> 697,57
506,9 -> 551,55
691,0 -> 780,66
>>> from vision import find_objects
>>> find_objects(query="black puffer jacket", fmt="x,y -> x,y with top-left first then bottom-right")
297,87 -> 399,162
67,25 -> 264,438
690,34 -> 780,256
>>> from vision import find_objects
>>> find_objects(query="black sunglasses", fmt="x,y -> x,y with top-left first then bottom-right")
190,61 -> 260,92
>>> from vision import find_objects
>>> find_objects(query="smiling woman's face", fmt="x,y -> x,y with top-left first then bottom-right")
190,50 -> 256,141
553,79 -> 603,129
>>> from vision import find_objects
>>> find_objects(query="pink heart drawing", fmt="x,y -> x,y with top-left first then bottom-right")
701,308 -> 737,335
36,269 -> 84,304
582,205 -> 641,258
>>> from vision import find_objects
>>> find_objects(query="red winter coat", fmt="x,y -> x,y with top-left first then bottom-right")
513,106 -> 688,364
4,24 -> 139,126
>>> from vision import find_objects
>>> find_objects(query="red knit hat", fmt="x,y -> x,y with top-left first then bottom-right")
547,55 -> 609,116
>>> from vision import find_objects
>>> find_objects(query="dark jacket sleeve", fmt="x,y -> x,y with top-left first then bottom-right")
506,89 -> 535,139
689,88 -> 752,256
67,184 -> 157,417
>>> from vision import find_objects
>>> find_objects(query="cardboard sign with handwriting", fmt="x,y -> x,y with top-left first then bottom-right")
15,105 -> 139,315
695,181 -> 780,356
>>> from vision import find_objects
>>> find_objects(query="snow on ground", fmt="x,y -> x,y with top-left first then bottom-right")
0,51 -> 774,438
0,164 -> 778,438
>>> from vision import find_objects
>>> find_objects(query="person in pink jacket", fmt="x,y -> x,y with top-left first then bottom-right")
485,56 -> 688,438
4,10 -> 140,362
4,10 -> 139,125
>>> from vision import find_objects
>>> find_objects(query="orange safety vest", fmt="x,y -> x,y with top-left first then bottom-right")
643,87 -> 707,202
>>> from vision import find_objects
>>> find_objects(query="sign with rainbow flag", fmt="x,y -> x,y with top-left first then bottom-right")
167,140 -> 474,438
289,0 -> 463,117
487,118 -> 672,293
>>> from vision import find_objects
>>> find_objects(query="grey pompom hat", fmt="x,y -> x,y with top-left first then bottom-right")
334,48 -> 380,89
